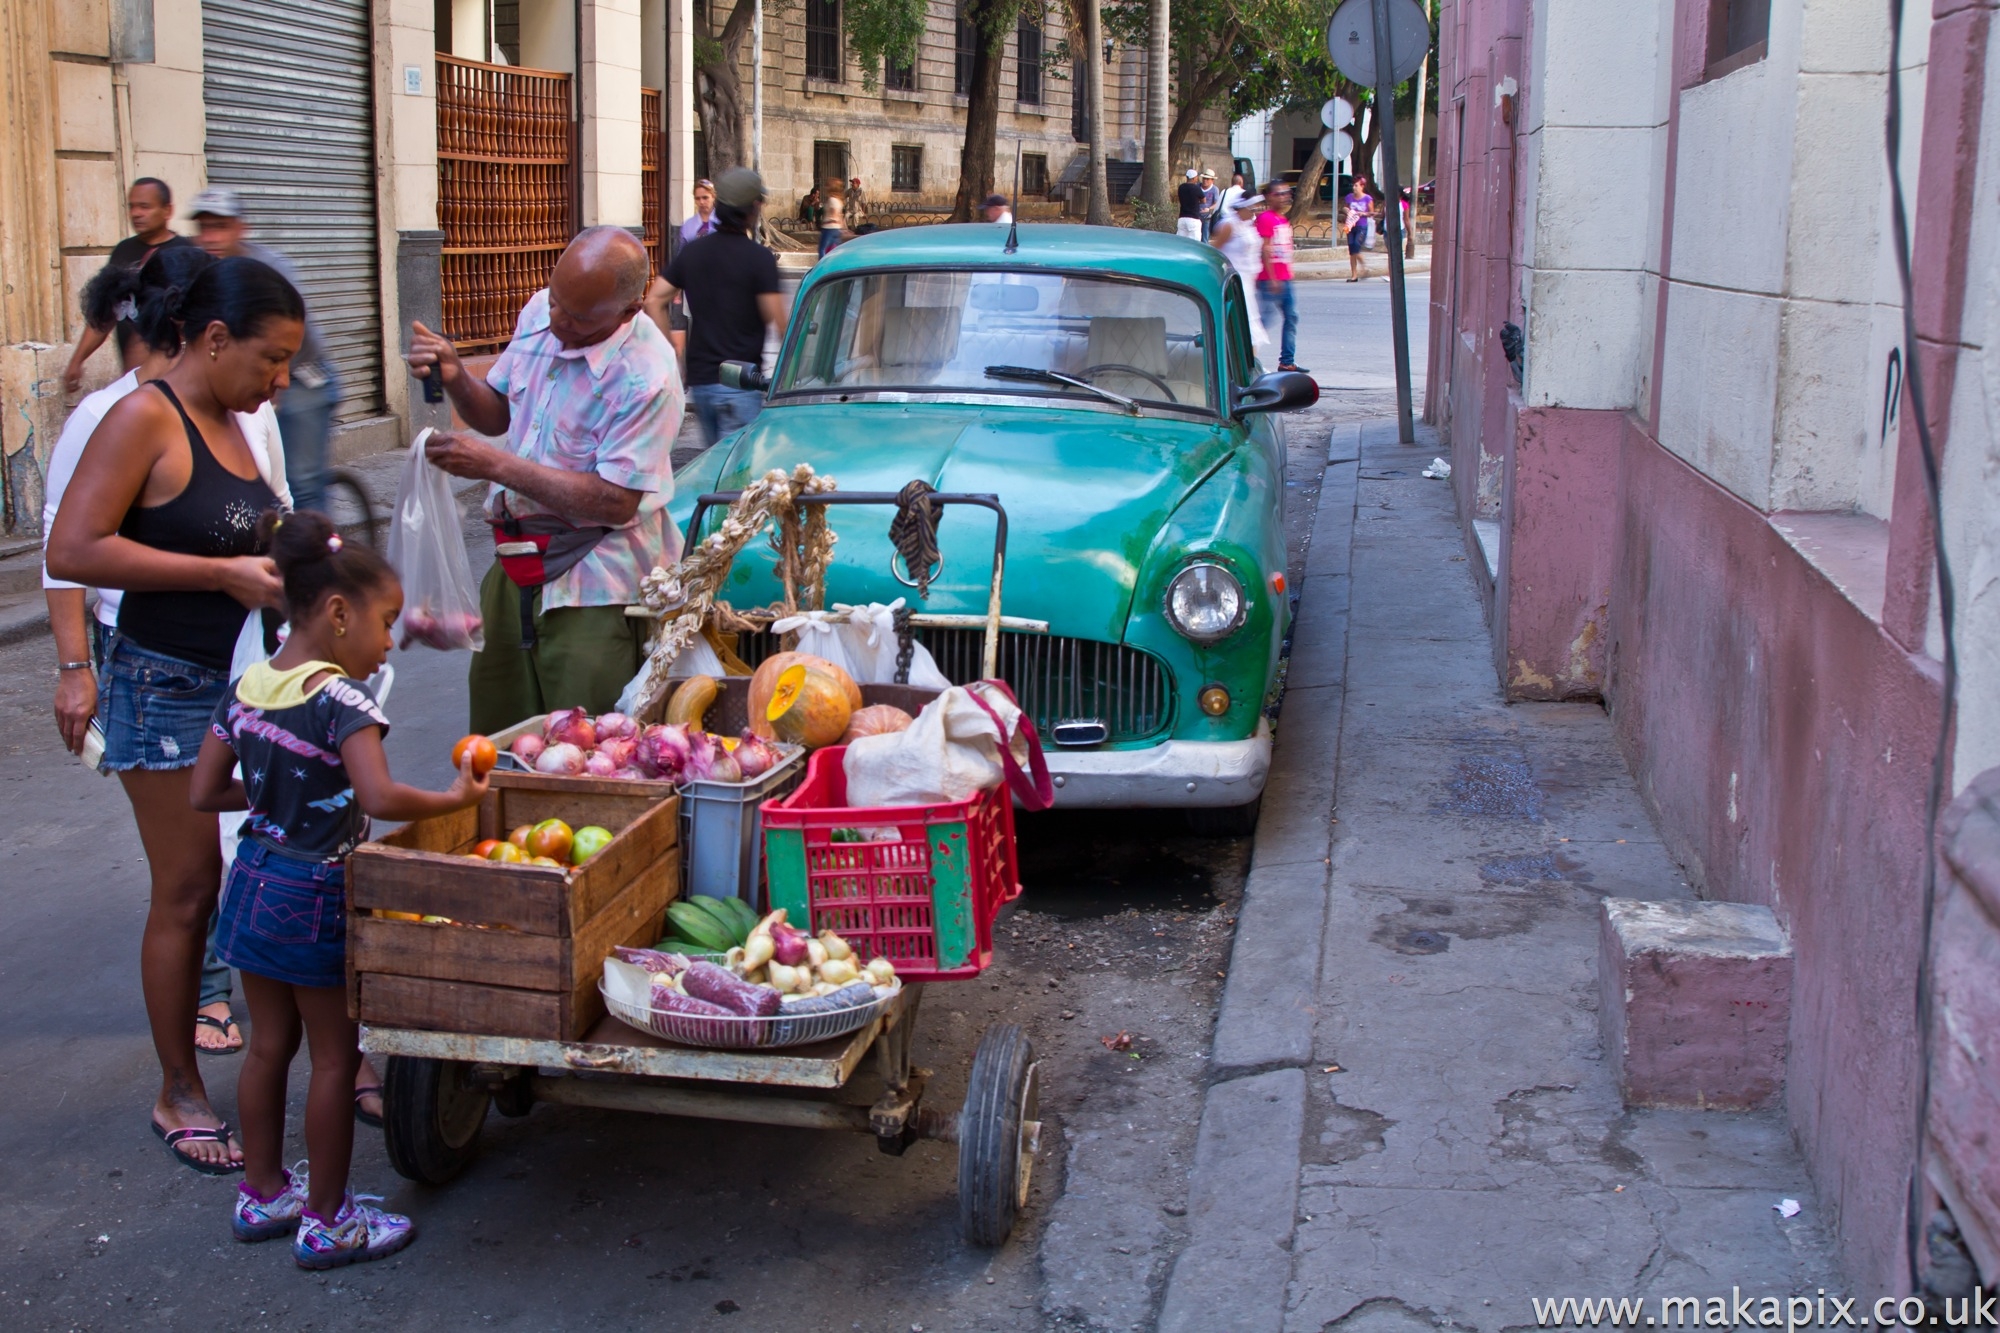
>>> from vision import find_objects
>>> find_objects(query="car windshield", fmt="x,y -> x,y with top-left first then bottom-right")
775,269 -> 1216,412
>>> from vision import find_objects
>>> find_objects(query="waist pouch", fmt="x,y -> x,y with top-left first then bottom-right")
490,510 -> 612,649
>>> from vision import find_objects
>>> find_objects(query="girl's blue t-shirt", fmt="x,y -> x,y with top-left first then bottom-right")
210,659 -> 389,861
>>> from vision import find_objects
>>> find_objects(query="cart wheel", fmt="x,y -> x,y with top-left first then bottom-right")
383,1056 -> 491,1185
958,1024 -> 1041,1247
1185,792 -> 1263,837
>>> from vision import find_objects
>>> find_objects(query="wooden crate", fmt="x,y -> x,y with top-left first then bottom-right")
347,776 -> 680,1040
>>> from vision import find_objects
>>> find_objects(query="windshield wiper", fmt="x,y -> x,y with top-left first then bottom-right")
984,364 -> 1140,414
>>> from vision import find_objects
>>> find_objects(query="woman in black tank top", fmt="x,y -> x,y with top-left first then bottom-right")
46,257 -> 305,1175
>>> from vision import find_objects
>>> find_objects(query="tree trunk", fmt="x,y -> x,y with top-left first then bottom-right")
1164,35 -> 1237,171
695,0 -> 756,175
1141,0 -> 1170,207
1288,145 -> 1326,222
951,0 -> 1010,221
1084,0 -> 1110,224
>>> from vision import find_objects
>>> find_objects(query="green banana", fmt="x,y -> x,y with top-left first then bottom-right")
685,895 -> 748,946
712,895 -> 759,941
665,901 -> 734,952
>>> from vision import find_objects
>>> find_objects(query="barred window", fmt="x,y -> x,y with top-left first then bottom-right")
1016,17 -> 1042,104
956,15 -> 977,95
806,0 -> 841,83
1022,152 -> 1048,195
886,56 -> 916,91
892,144 -> 923,193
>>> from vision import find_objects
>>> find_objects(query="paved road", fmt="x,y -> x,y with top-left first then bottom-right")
0,278 -> 1425,1331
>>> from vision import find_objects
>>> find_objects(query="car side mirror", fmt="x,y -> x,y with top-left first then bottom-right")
1232,371 -> 1318,417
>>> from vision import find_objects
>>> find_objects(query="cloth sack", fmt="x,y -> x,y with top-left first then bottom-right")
387,427 -> 485,652
843,680 -> 1052,809
769,599 -> 950,689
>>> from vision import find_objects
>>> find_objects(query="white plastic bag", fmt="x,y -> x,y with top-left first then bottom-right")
614,632 -> 730,717
769,599 -> 950,688
387,427 -> 485,652
843,681 -> 1052,808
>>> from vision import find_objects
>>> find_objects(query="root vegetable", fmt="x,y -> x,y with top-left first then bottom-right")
771,923 -> 810,968
806,938 -> 829,969
635,723 -> 694,780
593,711 -> 638,741
681,961 -> 782,1016
543,707 -> 598,750
584,749 -> 620,777
648,987 -> 735,1019
818,931 -> 853,961
509,733 -> 546,764
766,961 -> 811,994
732,733 -> 784,779
534,742 -> 586,776
866,958 -> 897,986
817,957 -> 859,987
596,736 -> 638,769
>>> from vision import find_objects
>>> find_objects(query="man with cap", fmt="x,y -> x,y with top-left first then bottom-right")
657,167 -> 786,448
1198,168 -> 1221,240
1176,168 -> 1206,240
981,193 -> 1013,225
185,186 -> 342,515
406,227 -> 685,734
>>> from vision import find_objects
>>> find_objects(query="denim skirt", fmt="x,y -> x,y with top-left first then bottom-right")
214,841 -> 349,990
96,636 -> 230,773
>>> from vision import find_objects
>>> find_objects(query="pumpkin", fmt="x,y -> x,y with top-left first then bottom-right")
664,675 -> 719,728
765,664 -> 855,747
746,652 -> 862,738
840,703 -> 914,744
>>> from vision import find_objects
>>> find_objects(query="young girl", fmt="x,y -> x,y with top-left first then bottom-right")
191,508 -> 488,1269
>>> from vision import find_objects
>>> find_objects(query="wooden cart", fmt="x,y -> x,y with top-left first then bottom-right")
361,487 -> 1044,1246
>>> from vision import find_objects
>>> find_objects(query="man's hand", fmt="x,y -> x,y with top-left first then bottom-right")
406,320 -> 464,389
424,429 -> 508,483
54,667 -> 96,755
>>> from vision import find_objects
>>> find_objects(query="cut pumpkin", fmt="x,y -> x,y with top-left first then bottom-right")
747,651 -> 862,738
766,664 -> 855,747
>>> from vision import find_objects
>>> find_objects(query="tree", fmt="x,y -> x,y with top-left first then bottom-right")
951,0 -> 1028,220
1079,0 -> 1110,223
1141,0 -> 1169,208
693,0 -> 760,173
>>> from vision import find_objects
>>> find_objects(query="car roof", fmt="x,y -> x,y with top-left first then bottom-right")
802,223 -> 1233,304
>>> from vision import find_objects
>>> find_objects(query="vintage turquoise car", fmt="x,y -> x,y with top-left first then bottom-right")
669,224 -> 1315,832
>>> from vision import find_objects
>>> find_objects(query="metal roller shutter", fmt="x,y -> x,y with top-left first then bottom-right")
202,0 -> 383,420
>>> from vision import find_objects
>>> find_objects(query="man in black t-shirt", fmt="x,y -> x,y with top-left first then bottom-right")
1176,169 -> 1207,240
63,177 -> 193,394
659,168 -> 787,447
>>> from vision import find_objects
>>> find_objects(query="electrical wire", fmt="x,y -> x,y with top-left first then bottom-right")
1885,0 -> 1962,1296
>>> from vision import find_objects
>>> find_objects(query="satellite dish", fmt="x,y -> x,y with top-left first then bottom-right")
1326,0 -> 1430,86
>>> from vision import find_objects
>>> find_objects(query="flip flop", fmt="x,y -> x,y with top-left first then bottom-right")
151,1118 -> 243,1176
353,1085 -> 385,1129
194,1011 -> 243,1055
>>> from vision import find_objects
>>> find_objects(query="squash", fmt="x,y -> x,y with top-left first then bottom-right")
840,703 -> 913,744
665,675 -> 719,728
765,663 -> 855,747
746,652 -> 862,738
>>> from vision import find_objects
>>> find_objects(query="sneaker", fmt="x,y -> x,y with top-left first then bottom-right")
292,1193 -> 416,1271
232,1162 -> 310,1242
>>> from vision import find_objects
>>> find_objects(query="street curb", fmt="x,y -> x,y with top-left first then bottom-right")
1158,422 -> 1361,1330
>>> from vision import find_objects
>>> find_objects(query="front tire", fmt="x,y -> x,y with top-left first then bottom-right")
958,1024 -> 1040,1247
382,1056 -> 491,1185
1185,792 -> 1263,837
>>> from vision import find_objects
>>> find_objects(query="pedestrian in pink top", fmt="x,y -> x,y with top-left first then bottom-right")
404,228 -> 686,733
1255,182 -> 1306,373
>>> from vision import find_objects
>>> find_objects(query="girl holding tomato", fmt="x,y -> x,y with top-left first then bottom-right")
190,508 -> 487,1269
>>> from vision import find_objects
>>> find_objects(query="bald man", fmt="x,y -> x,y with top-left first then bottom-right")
407,226 -> 686,733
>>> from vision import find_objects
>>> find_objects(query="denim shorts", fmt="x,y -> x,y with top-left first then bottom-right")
97,636 -> 230,773
214,841 -> 348,990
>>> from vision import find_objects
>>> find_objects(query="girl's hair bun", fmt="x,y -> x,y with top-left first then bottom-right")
256,506 -> 393,617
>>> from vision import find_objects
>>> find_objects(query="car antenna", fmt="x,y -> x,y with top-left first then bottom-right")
1004,141 -> 1022,254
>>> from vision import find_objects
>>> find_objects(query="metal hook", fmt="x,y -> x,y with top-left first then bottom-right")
890,549 -> 943,589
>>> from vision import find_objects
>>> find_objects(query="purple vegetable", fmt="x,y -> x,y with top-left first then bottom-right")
779,981 -> 878,1015
635,723 -> 694,780
771,923 -> 810,968
681,961 -> 782,1017
614,946 -> 690,976
734,732 -> 782,779
648,985 -> 734,1018
584,748 -> 620,777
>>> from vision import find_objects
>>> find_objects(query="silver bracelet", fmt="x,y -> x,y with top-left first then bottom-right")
57,661 -> 92,672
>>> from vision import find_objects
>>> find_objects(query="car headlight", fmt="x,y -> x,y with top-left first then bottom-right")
1165,562 -> 1247,643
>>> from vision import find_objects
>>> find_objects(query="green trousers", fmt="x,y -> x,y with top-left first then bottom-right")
467,562 -> 648,736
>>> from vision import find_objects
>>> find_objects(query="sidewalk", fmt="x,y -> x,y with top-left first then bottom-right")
1159,420 -> 1842,1332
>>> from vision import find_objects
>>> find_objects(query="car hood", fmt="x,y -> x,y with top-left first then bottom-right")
686,401 -> 1236,641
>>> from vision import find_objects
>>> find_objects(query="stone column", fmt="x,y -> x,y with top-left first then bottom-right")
664,0 -> 695,228
579,0 -> 644,228
374,0 -> 442,444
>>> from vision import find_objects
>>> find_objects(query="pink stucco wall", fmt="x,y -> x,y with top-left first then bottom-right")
1496,407 -> 1621,698
1608,418 -> 1943,1294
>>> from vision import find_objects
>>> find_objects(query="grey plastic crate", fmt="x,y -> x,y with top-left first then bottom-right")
680,744 -> 807,911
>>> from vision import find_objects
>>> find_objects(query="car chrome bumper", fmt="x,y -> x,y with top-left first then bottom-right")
1039,721 -> 1272,809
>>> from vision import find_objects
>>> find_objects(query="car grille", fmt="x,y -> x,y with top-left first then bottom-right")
732,628 -> 1174,744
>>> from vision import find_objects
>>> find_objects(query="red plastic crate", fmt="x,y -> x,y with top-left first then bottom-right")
759,746 -> 1023,982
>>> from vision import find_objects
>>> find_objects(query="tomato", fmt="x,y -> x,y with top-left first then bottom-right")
508,823 -> 533,848
525,818 -> 573,862
451,734 -> 499,778
569,825 -> 615,865
527,855 -> 565,869
472,839 -> 505,860
486,841 -> 527,863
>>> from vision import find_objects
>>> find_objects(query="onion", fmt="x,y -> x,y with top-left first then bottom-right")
596,736 -> 638,770
733,733 -> 783,779
509,733 -> 546,764
534,741 -> 586,776
611,767 -> 647,781
593,711 -> 638,741
635,723 -> 694,780
543,707 -> 597,750
583,749 -> 620,777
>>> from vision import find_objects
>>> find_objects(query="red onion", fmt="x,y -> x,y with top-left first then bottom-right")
635,723 -> 694,780
597,737 -> 638,770
583,749 -> 620,777
594,711 -> 638,741
534,741 -> 586,776
509,733 -> 546,764
611,767 -> 647,781
733,733 -> 782,779
771,923 -> 810,967
543,707 -> 597,750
